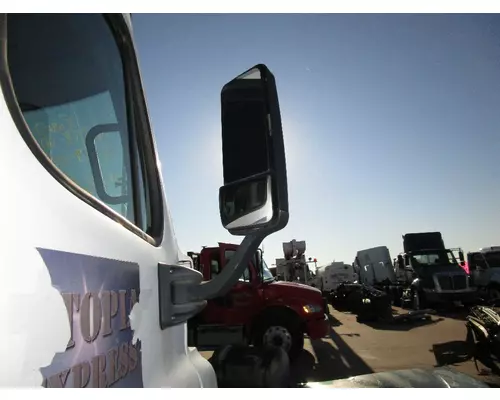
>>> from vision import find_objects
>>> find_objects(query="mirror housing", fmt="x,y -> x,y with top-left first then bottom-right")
458,250 -> 465,263
158,64 -> 290,329
219,64 -> 288,236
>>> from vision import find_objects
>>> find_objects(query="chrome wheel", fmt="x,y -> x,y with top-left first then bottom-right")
262,325 -> 293,353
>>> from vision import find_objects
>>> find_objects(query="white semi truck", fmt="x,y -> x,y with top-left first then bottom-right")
467,246 -> 500,301
0,13 -> 486,388
355,246 -> 397,287
354,246 -> 405,306
316,261 -> 356,294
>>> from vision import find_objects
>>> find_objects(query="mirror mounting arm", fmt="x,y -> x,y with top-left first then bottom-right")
158,232 -> 267,329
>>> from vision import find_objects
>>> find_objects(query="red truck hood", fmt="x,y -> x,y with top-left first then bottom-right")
263,280 -> 323,303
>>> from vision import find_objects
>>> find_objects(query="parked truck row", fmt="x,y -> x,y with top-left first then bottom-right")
343,232 -> 499,312
180,232 -> 500,367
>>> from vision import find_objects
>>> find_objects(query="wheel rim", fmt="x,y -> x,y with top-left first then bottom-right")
262,325 -> 293,352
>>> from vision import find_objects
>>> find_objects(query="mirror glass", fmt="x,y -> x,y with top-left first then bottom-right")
219,64 -> 287,234
220,175 -> 273,230
221,67 -> 270,184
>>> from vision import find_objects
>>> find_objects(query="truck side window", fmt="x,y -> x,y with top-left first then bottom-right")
225,250 -> 252,282
474,254 -> 487,270
6,14 -> 155,236
209,253 -> 221,276
239,267 -> 251,283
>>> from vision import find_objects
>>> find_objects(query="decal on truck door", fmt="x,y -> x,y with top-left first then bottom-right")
37,248 -> 143,388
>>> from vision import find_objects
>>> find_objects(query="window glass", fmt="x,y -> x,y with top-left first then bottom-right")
483,252 -> 500,268
411,250 -> 457,266
7,14 -> 148,227
210,260 -> 220,276
474,253 -> 488,270
225,249 -> 251,282
134,144 -> 152,233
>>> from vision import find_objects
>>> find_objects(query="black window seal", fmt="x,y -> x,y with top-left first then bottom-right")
0,13 -> 164,247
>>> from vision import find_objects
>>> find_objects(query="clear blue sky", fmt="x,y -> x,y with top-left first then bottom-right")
132,13 -> 500,267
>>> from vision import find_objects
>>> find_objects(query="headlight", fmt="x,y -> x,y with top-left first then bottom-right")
303,304 -> 323,314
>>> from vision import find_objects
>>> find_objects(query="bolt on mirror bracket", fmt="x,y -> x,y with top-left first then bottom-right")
158,232 -> 267,329
158,263 -> 207,329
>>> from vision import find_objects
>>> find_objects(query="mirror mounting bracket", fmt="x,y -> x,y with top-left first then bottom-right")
158,231 -> 267,329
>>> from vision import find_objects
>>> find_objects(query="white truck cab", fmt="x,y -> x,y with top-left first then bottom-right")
317,262 -> 355,293
468,246 -> 500,300
0,13 -> 488,388
355,246 -> 396,286
0,13 -> 289,388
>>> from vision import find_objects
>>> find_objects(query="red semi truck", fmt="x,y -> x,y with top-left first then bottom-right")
187,242 -> 329,360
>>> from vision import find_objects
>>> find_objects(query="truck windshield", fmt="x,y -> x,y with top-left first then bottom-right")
483,252 -> 500,268
411,250 -> 457,266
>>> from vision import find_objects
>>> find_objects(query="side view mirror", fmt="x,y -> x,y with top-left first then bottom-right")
158,64 -> 289,329
219,64 -> 288,236
458,250 -> 465,263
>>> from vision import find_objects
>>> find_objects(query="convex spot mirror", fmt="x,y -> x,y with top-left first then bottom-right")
219,64 -> 289,235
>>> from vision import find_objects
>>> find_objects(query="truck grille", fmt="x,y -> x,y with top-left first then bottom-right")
453,275 -> 467,290
436,274 -> 467,291
437,276 -> 452,290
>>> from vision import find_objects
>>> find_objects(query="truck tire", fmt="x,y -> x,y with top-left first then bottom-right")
253,314 -> 304,361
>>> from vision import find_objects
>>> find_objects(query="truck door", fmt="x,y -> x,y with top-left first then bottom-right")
1,14 -> 212,388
